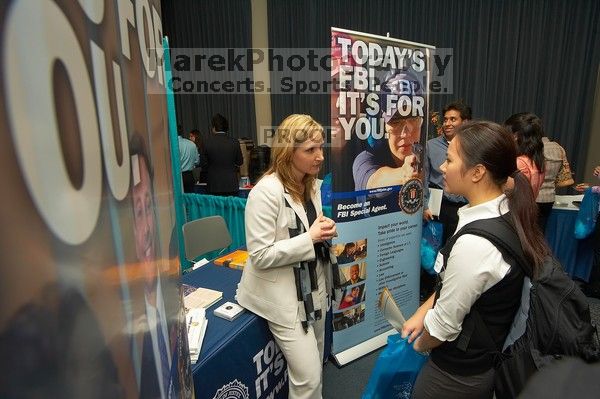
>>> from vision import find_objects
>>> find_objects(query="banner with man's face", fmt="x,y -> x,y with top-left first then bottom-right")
0,1 -> 192,397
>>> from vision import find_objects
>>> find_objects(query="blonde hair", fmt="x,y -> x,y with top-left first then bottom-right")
265,114 -> 324,204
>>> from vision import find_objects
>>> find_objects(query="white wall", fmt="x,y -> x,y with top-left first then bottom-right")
251,0 -> 272,146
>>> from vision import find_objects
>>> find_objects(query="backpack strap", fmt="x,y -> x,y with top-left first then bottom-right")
450,214 -> 532,278
439,214 -> 532,352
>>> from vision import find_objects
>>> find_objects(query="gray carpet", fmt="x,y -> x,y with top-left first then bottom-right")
323,296 -> 600,399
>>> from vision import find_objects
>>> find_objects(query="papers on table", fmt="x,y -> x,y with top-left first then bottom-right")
184,285 -> 221,363
553,194 -> 584,211
184,286 -> 222,310
186,307 -> 207,364
193,258 -> 209,270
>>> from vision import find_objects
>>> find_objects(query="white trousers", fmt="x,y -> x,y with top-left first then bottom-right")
268,294 -> 327,399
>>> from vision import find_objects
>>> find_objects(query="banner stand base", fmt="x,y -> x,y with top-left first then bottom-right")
332,328 -> 396,366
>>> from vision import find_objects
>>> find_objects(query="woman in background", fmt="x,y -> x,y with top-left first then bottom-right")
402,121 -> 549,398
534,124 -> 574,231
237,114 -> 336,399
505,113 -> 546,198
579,165 -> 600,298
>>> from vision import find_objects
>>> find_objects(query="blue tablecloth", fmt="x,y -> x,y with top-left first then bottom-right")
182,264 -> 289,399
545,208 -> 595,282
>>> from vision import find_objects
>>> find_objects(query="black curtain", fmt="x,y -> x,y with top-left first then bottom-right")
267,0 -> 600,180
267,1 -> 331,128
161,0 -> 256,141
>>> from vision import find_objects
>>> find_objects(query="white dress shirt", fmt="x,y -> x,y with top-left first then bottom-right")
424,194 -> 512,342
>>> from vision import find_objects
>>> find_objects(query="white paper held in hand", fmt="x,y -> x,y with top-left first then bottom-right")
378,286 -> 406,332
427,188 -> 443,217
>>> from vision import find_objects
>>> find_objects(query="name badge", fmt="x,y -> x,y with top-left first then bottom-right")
434,253 -> 444,274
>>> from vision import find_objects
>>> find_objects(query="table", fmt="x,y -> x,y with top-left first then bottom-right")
545,207 -> 595,282
182,264 -> 289,399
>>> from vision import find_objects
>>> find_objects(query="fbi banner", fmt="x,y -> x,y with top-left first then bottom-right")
329,27 -> 433,364
0,1 -> 193,397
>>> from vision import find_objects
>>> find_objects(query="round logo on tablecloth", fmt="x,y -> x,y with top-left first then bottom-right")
398,178 -> 423,214
212,379 -> 249,399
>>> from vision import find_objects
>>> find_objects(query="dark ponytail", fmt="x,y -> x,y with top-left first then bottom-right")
505,171 -> 549,274
505,113 -> 546,173
456,121 -> 549,275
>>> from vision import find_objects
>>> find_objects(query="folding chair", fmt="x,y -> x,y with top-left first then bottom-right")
182,215 -> 232,262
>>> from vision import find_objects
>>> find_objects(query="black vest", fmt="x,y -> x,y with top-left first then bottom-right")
430,219 -> 526,376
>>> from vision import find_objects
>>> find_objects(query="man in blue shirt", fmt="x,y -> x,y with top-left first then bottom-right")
421,102 -> 471,300
423,101 -> 472,243
178,132 -> 199,193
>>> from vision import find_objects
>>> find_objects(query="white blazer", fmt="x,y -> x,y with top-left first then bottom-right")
237,173 -> 329,329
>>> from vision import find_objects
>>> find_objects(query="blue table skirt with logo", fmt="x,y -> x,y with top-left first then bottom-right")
182,264 -> 289,399
545,208 -> 595,282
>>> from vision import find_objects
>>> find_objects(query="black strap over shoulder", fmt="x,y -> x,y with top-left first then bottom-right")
439,213 -> 532,279
438,213 -> 531,352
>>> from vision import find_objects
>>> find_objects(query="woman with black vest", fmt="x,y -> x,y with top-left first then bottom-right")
401,121 -> 550,398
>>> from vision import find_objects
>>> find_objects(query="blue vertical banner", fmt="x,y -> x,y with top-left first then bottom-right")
329,28 -> 434,364
0,1 -> 193,397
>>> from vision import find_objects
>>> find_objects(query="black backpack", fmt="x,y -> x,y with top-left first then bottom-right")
443,215 -> 599,399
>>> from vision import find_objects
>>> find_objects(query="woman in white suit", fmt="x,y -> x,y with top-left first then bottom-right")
237,114 -> 337,399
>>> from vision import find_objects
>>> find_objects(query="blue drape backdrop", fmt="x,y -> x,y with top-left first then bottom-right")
266,0 -> 600,180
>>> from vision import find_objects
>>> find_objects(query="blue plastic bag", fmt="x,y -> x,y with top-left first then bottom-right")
574,187 -> 600,239
362,334 -> 428,399
421,220 -> 443,275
